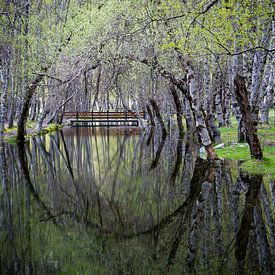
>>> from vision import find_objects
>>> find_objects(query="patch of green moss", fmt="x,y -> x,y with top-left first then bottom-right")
2,121 -> 62,142
3,127 -> 17,133
242,156 -> 275,178
218,111 -> 275,177
217,144 -> 275,178
219,127 -> 238,145
217,144 -> 250,160
39,124 -> 61,135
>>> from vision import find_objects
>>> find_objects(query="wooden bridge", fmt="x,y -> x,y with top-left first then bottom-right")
62,111 -> 145,126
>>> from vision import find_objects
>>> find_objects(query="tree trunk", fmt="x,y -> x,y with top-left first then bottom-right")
183,99 -> 195,130
260,74 -> 274,124
234,74 -> 263,159
186,63 -> 218,160
146,104 -> 155,129
250,22 -> 272,125
47,90 -> 77,124
0,62 -> 9,138
206,113 -> 221,144
17,68 -> 47,142
36,108 -> 50,133
92,65 -> 102,110
127,55 -> 217,159
170,83 -> 184,139
7,70 -> 15,129
150,98 -> 167,137
230,37 -> 246,142
214,67 -> 225,127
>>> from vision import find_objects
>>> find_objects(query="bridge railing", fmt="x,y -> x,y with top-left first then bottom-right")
60,111 -> 145,126
62,111 -> 145,120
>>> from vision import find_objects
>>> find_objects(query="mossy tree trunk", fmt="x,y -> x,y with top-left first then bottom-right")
234,74 -> 263,160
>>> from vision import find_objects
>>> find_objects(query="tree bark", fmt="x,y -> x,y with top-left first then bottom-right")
92,64 -> 102,110
186,63 -> 218,160
17,67 -> 47,142
234,74 -> 263,159
0,62 -> 9,138
150,98 -> 167,137
47,90 -> 77,124
126,55 -> 217,159
260,74 -> 274,124
170,83 -> 184,139
146,104 -> 156,129
235,173 -> 263,273
36,108 -> 50,133
250,22 -> 272,124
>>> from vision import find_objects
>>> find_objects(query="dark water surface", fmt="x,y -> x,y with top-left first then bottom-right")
0,128 -> 274,274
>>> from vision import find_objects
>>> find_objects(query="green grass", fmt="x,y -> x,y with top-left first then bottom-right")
217,112 -> 275,177
219,127 -> 238,145
217,144 -> 275,177
217,144 -> 250,160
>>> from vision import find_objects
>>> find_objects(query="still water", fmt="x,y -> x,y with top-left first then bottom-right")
0,128 -> 274,274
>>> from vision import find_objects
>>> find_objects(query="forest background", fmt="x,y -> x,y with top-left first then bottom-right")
0,0 -> 274,168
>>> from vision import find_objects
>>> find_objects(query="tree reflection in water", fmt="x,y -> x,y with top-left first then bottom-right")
0,128 -> 274,274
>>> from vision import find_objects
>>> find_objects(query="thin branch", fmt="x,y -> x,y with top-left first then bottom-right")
190,0 -> 220,27
229,46 -> 274,56
32,72 -> 63,83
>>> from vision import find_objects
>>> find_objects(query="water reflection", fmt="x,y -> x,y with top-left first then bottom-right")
0,128 -> 274,274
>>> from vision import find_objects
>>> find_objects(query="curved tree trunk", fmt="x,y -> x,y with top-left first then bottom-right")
17,68 -> 47,142
150,98 -> 167,137
234,74 -> 263,159
146,104 -> 155,129
170,83 -> 184,139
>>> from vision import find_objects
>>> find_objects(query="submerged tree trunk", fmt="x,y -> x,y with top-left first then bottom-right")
234,74 -> 263,159
150,98 -> 167,137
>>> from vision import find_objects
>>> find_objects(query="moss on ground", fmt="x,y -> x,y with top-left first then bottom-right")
3,121 -> 62,144
218,112 -> 275,178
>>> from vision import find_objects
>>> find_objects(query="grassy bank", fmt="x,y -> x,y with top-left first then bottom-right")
217,112 -> 275,178
3,121 -> 62,143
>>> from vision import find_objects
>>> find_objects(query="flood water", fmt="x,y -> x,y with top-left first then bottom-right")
0,128 -> 274,274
